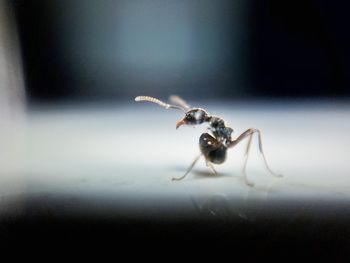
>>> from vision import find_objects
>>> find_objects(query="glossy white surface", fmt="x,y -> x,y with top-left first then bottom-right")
1,101 -> 350,218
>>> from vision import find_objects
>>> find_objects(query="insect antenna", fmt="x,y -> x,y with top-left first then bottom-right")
169,95 -> 191,111
135,96 -> 186,112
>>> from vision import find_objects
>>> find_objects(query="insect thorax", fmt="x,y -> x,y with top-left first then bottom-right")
208,116 -> 233,146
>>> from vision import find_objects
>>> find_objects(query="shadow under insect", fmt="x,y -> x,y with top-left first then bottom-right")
170,165 -> 239,180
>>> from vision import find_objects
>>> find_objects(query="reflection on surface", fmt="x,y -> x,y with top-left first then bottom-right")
2,101 -> 350,220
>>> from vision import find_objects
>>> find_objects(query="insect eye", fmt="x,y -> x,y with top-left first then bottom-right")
185,112 -> 196,122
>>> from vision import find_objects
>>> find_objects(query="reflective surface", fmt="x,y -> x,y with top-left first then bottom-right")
2,101 -> 350,219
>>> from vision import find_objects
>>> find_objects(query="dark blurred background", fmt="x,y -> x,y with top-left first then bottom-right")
11,0 -> 350,103
2,1 -> 350,255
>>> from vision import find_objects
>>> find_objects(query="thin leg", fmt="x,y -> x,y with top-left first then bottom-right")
206,160 -> 218,176
230,128 -> 282,184
172,154 -> 202,181
256,131 -> 283,177
242,133 -> 255,187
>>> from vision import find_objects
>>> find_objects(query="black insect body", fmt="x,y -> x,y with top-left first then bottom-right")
135,95 -> 281,186
200,133 -> 227,164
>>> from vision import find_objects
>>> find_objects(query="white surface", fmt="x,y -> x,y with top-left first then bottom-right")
1,101 -> 350,218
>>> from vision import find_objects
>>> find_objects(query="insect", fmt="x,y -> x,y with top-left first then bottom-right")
135,95 -> 282,186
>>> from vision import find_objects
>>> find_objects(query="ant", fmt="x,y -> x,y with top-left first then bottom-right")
135,95 -> 282,186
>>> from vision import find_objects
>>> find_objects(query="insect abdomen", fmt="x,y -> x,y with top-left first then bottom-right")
199,133 -> 227,164
207,147 -> 226,164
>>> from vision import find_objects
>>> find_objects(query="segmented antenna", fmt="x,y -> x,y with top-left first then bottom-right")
135,96 -> 186,112
169,95 -> 191,111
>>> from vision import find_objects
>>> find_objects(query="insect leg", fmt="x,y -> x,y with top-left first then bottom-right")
230,129 -> 282,185
205,159 -> 218,176
242,133 -> 255,187
255,130 -> 283,177
172,154 -> 202,181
